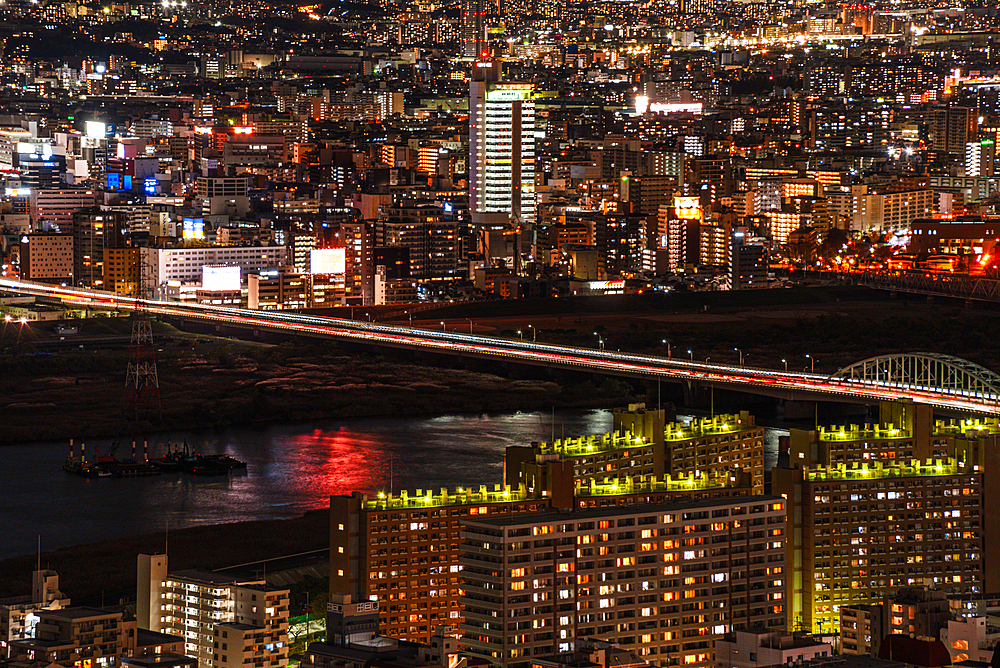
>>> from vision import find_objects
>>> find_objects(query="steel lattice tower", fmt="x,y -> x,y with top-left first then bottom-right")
123,248 -> 161,422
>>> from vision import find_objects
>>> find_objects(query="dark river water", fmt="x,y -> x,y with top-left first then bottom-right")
2,409 -> 783,560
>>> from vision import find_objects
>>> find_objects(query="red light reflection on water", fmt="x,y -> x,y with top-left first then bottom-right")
286,427 -> 390,507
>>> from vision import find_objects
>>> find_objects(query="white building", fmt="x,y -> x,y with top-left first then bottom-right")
137,555 -> 289,668
141,246 -> 286,288
966,141 -> 996,178
469,80 -> 535,230
941,616 -> 1000,664
715,629 -> 832,668
0,570 -> 70,658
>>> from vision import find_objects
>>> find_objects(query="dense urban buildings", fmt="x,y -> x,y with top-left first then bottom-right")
3,0 -> 1000,664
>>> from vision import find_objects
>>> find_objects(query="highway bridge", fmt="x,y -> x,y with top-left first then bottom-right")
3,278 -> 999,416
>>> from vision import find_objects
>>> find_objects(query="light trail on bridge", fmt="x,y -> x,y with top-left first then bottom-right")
3,278 -> 998,415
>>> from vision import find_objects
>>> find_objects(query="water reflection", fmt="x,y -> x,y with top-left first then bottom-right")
1,409 -> 785,561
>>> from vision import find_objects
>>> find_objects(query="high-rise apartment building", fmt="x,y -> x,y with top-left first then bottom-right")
459,496 -> 788,668
505,409 -> 768,495
329,476 -> 754,647
469,79 -> 536,231
136,555 -> 289,668
774,458 -> 999,636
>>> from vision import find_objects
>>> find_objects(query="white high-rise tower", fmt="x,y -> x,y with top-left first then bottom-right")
469,74 -> 536,242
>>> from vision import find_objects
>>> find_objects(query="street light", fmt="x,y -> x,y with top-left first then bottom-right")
687,349 -> 693,361
441,321 -> 446,331
734,348 -> 744,366
598,338 -> 605,351
467,318 -> 474,334
528,325 -> 536,342
662,339 -> 671,358
517,330 -> 523,341
781,358 -> 787,371
806,354 -> 815,372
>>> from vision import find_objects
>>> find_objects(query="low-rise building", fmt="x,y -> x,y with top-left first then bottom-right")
939,616 -> 1000,663
10,606 -> 123,668
715,628 -> 832,668
841,605 -> 884,657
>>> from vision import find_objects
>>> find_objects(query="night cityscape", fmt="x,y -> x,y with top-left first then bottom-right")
1,0 -> 1000,667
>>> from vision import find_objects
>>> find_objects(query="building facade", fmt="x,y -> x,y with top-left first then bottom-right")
459,496 -> 788,668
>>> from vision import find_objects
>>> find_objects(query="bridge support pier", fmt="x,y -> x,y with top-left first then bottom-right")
681,380 -> 708,407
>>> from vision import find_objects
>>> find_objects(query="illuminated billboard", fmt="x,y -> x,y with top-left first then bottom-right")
673,197 -> 703,221
85,121 -> 107,138
634,97 -> 703,115
182,218 -> 205,239
202,265 -> 241,291
311,248 -> 346,274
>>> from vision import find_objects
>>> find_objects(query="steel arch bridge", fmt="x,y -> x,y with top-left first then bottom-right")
831,353 -> 1000,399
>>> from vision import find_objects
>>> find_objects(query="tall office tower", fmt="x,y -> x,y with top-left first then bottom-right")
469,68 -> 536,265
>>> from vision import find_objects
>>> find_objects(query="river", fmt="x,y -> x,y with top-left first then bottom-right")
2,409 -> 784,561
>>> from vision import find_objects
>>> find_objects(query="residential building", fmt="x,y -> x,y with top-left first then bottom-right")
939,616 -> 1000,663
376,203 -> 460,281
715,628 -> 832,668
136,555 -> 289,668
0,570 -> 70,658
505,408 -> 768,495
9,607 -> 124,668
886,587 -> 951,640
773,458 -> 999,636
329,474 -> 753,647
530,639 -> 648,668
459,496 -> 788,668
840,605 -> 884,657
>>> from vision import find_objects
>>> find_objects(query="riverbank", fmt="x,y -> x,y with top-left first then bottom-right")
0,508 -> 330,601
0,339 -> 643,444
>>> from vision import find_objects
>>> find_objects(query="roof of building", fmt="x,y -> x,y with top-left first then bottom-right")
878,635 -> 952,667
41,606 -> 121,621
121,652 -> 198,668
463,495 -> 780,527
760,655 -> 905,668
166,570 -> 260,586
136,628 -> 183,648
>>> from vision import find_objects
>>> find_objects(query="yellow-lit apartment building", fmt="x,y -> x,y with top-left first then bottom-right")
775,404 -> 1000,636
